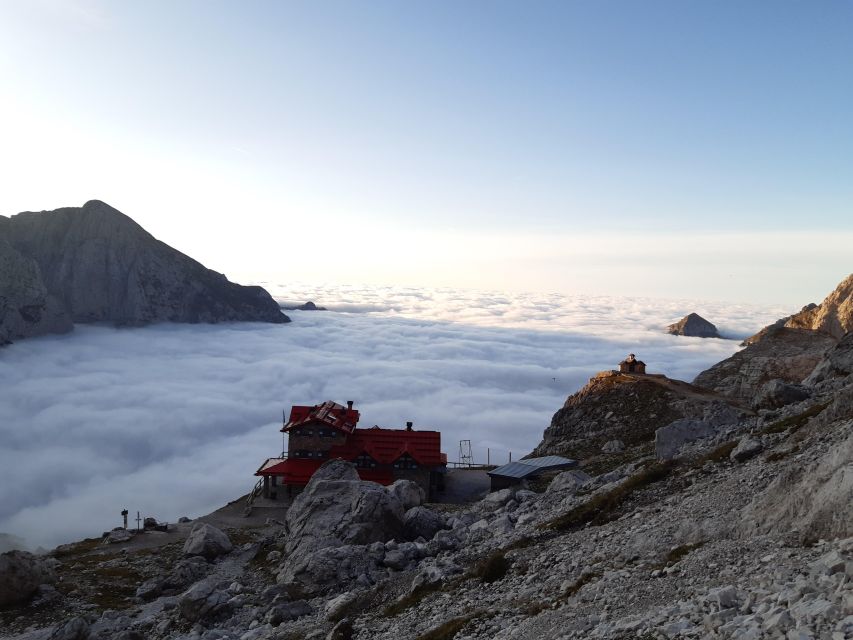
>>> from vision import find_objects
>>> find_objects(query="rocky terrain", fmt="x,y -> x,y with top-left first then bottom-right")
0,200 -> 288,344
1,275 -> 851,640
695,275 -> 853,405
531,371 -> 745,463
666,313 -> 721,339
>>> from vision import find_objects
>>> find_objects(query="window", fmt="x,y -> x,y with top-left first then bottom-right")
394,454 -> 419,470
354,453 -> 377,468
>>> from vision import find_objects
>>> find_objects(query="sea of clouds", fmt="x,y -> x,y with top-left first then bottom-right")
0,284 -> 791,549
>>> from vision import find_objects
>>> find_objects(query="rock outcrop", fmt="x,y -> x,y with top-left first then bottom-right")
666,312 -> 721,338
0,237 -> 72,344
182,523 -> 233,560
277,459 -> 406,593
694,275 -> 852,402
532,371 -> 742,459
781,273 -> 853,340
0,550 -> 57,606
740,428 -> 853,541
0,200 -> 289,343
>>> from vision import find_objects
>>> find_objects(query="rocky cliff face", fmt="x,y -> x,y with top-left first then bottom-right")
694,274 -> 852,403
0,236 -> 72,344
666,312 -> 721,338
532,371 -> 742,460
0,200 -> 288,341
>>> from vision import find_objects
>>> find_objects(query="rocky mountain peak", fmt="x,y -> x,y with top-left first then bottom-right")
666,312 -> 721,338
0,200 -> 289,342
532,369 -> 742,460
696,273 -> 853,404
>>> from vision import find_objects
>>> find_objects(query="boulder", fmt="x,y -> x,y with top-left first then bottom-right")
265,600 -> 313,625
667,313 -> 721,338
387,479 -> 425,511
547,470 -> 592,494
655,419 -> 717,460
277,543 -> 387,596
47,616 -> 90,640
730,437 -> 763,462
0,550 -> 57,606
402,506 -> 446,542
182,523 -> 232,560
601,439 -> 625,453
103,528 -> 132,544
178,577 -> 231,622
278,459 -> 405,594
753,379 -> 810,409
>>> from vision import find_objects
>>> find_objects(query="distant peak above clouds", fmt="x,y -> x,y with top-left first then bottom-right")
0,200 -> 288,344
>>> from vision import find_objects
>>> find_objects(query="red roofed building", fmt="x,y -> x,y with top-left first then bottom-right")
255,400 -> 447,499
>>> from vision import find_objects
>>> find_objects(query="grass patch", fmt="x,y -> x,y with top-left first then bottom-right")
382,579 -> 446,618
52,537 -> 103,559
760,402 -> 829,435
561,571 -> 599,598
693,441 -> 738,466
542,461 -> 675,532
414,613 -> 478,640
766,446 -> 800,462
664,542 -> 703,565
471,550 -> 511,583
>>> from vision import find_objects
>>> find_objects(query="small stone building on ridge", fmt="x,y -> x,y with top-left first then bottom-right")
618,354 -> 646,374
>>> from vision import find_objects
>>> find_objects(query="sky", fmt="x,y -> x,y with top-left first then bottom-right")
0,1 -> 851,302
0,284 -> 789,549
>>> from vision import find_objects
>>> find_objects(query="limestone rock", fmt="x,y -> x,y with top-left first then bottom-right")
387,479 -> 425,511
265,600 -> 313,624
694,328 -> 834,404
0,236 -> 72,344
740,428 -> 853,540
182,523 -> 233,560
753,379 -> 811,409
805,332 -> 853,386
533,370 -> 741,459
402,506 -> 446,541
279,459 -> 405,593
2,200 -> 289,333
730,437 -> 763,462
655,419 -> 717,460
547,470 -> 591,494
601,439 -> 625,453
781,273 -> 853,340
178,577 -> 231,622
47,617 -> 89,640
0,550 -> 57,606
667,313 -> 721,338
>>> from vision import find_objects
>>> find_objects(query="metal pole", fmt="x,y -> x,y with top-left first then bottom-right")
487,448 -> 490,465
136,511 -> 142,533
509,451 -> 512,462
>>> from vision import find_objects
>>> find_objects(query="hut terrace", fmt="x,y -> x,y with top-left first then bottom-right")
255,400 -> 447,499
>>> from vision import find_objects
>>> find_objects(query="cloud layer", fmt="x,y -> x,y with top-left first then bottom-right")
0,285 -> 788,548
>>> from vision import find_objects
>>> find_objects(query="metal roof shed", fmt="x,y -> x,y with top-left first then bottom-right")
487,455 -> 577,491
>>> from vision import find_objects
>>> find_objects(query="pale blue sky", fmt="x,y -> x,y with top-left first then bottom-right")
0,1 -> 850,303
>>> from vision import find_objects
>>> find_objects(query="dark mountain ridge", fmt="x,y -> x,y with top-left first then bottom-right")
0,200 -> 288,344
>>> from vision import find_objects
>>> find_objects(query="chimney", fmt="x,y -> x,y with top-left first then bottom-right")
406,421 -> 413,431
347,400 -> 354,410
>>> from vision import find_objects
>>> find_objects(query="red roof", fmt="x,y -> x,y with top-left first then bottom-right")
330,428 -> 446,466
282,400 -> 360,435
